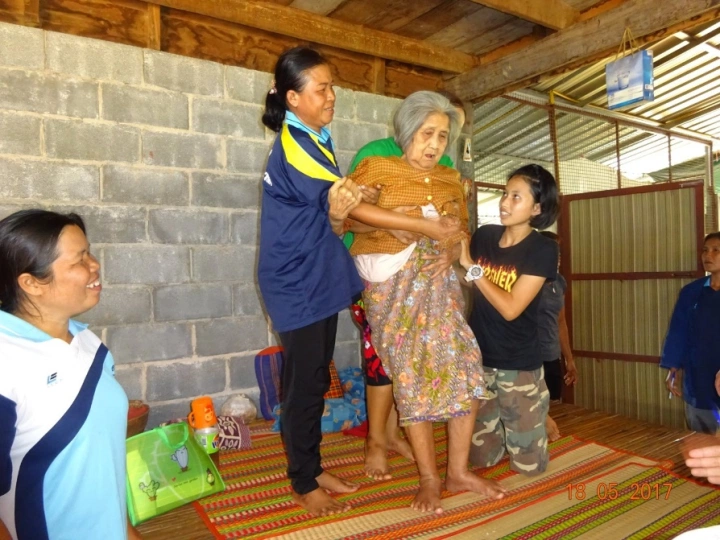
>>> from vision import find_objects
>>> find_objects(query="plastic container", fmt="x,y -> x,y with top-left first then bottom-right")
188,396 -> 220,468
193,425 -> 220,468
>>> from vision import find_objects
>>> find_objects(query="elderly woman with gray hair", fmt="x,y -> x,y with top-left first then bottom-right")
347,91 -> 506,513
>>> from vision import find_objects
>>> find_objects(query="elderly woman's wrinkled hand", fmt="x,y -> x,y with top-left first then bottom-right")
328,177 -> 362,219
422,243 -> 460,279
422,215 -> 461,242
328,177 -> 362,235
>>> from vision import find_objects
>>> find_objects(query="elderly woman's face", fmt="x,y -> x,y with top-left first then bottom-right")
405,112 -> 450,170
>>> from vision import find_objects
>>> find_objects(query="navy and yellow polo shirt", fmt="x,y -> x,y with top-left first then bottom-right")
257,112 -> 363,333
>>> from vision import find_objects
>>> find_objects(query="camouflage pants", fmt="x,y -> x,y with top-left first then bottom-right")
469,367 -> 550,476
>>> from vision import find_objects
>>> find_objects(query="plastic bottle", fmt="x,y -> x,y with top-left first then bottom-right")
188,396 -> 220,469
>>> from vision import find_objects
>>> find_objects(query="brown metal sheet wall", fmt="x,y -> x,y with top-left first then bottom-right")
572,278 -> 694,356
570,187 -> 698,429
569,188 -> 697,274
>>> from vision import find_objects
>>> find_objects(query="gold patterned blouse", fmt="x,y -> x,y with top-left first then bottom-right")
348,156 -> 468,256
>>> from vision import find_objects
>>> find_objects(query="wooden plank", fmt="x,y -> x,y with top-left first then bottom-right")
163,8 -> 440,96
328,0 -> 445,33
384,61 -> 443,98
162,9 -> 381,93
314,43 -> 385,93
372,56 -> 386,94
470,0 -> 580,30
459,19 -> 535,55
288,0 -> 347,16
146,3 -> 161,49
475,0 -> 630,66
394,0 -> 482,41
145,0 -> 476,73
447,0 -> 720,101
427,6 -> 514,49
163,8 -> 297,72
0,0 -> 26,25
23,0 -> 39,26
42,0 -> 149,47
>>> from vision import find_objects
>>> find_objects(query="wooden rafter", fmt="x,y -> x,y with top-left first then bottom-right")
447,0 -> 720,101
469,0 -> 579,30
146,4 -> 162,50
144,0 -> 476,73
476,0 -> 629,69
22,0 -> 40,26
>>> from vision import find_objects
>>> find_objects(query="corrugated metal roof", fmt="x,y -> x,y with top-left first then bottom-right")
472,19 -> 719,186
533,20 -> 720,138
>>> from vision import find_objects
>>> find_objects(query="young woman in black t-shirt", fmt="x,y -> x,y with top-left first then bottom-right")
458,164 -> 559,476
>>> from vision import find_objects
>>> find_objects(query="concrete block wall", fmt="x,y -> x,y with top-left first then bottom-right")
0,22 -> 401,427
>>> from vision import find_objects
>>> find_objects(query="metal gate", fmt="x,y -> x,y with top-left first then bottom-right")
561,181 -> 706,428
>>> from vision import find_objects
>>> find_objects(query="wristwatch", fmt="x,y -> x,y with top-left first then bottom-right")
464,264 -> 484,282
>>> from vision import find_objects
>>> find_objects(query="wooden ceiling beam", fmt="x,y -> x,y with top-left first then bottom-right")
469,0 -> 579,30
144,0 -> 476,73
446,0 -> 720,102
473,0 -> 629,70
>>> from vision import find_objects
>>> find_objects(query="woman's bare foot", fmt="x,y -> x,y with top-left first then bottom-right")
388,434 -> 415,462
546,415 -> 560,442
316,471 -> 359,493
364,438 -> 392,480
410,477 -> 444,514
291,488 -> 350,516
445,470 -> 506,500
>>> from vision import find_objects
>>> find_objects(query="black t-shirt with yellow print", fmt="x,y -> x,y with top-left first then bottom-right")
468,224 -> 559,371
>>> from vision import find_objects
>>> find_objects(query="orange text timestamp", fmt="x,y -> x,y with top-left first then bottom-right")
566,482 -> 673,500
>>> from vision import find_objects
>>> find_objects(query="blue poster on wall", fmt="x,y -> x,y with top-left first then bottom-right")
605,50 -> 654,109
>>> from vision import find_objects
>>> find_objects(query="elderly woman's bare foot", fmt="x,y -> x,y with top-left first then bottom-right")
365,438 -> 392,480
410,477 -> 444,514
546,416 -> 560,442
316,471 -> 359,493
388,435 -> 415,462
445,471 -> 506,499
291,487 -> 351,516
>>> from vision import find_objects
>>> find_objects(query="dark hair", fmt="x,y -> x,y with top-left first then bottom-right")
507,164 -> 560,230
437,90 -> 465,110
539,230 -> 559,242
261,47 -> 329,133
705,232 -> 720,243
0,209 -> 86,314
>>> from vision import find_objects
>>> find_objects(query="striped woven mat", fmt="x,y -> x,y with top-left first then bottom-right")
193,422 -> 720,539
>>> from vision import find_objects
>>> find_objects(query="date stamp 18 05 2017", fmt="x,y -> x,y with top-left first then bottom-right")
566,482 -> 673,501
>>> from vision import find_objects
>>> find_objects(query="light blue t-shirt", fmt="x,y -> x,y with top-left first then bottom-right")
0,311 -> 129,540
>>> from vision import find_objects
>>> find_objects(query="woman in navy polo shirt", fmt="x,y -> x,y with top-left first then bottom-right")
258,47 -> 365,517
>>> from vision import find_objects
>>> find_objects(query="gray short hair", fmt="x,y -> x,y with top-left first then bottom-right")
393,91 -> 460,154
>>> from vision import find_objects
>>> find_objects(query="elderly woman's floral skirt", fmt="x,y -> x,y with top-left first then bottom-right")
362,239 -> 487,426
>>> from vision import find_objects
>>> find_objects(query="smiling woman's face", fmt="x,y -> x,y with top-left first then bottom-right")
20,224 -> 102,320
403,112 -> 450,170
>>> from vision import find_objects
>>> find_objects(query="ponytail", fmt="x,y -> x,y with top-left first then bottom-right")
262,91 -> 286,133
261,47 -> 328,133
